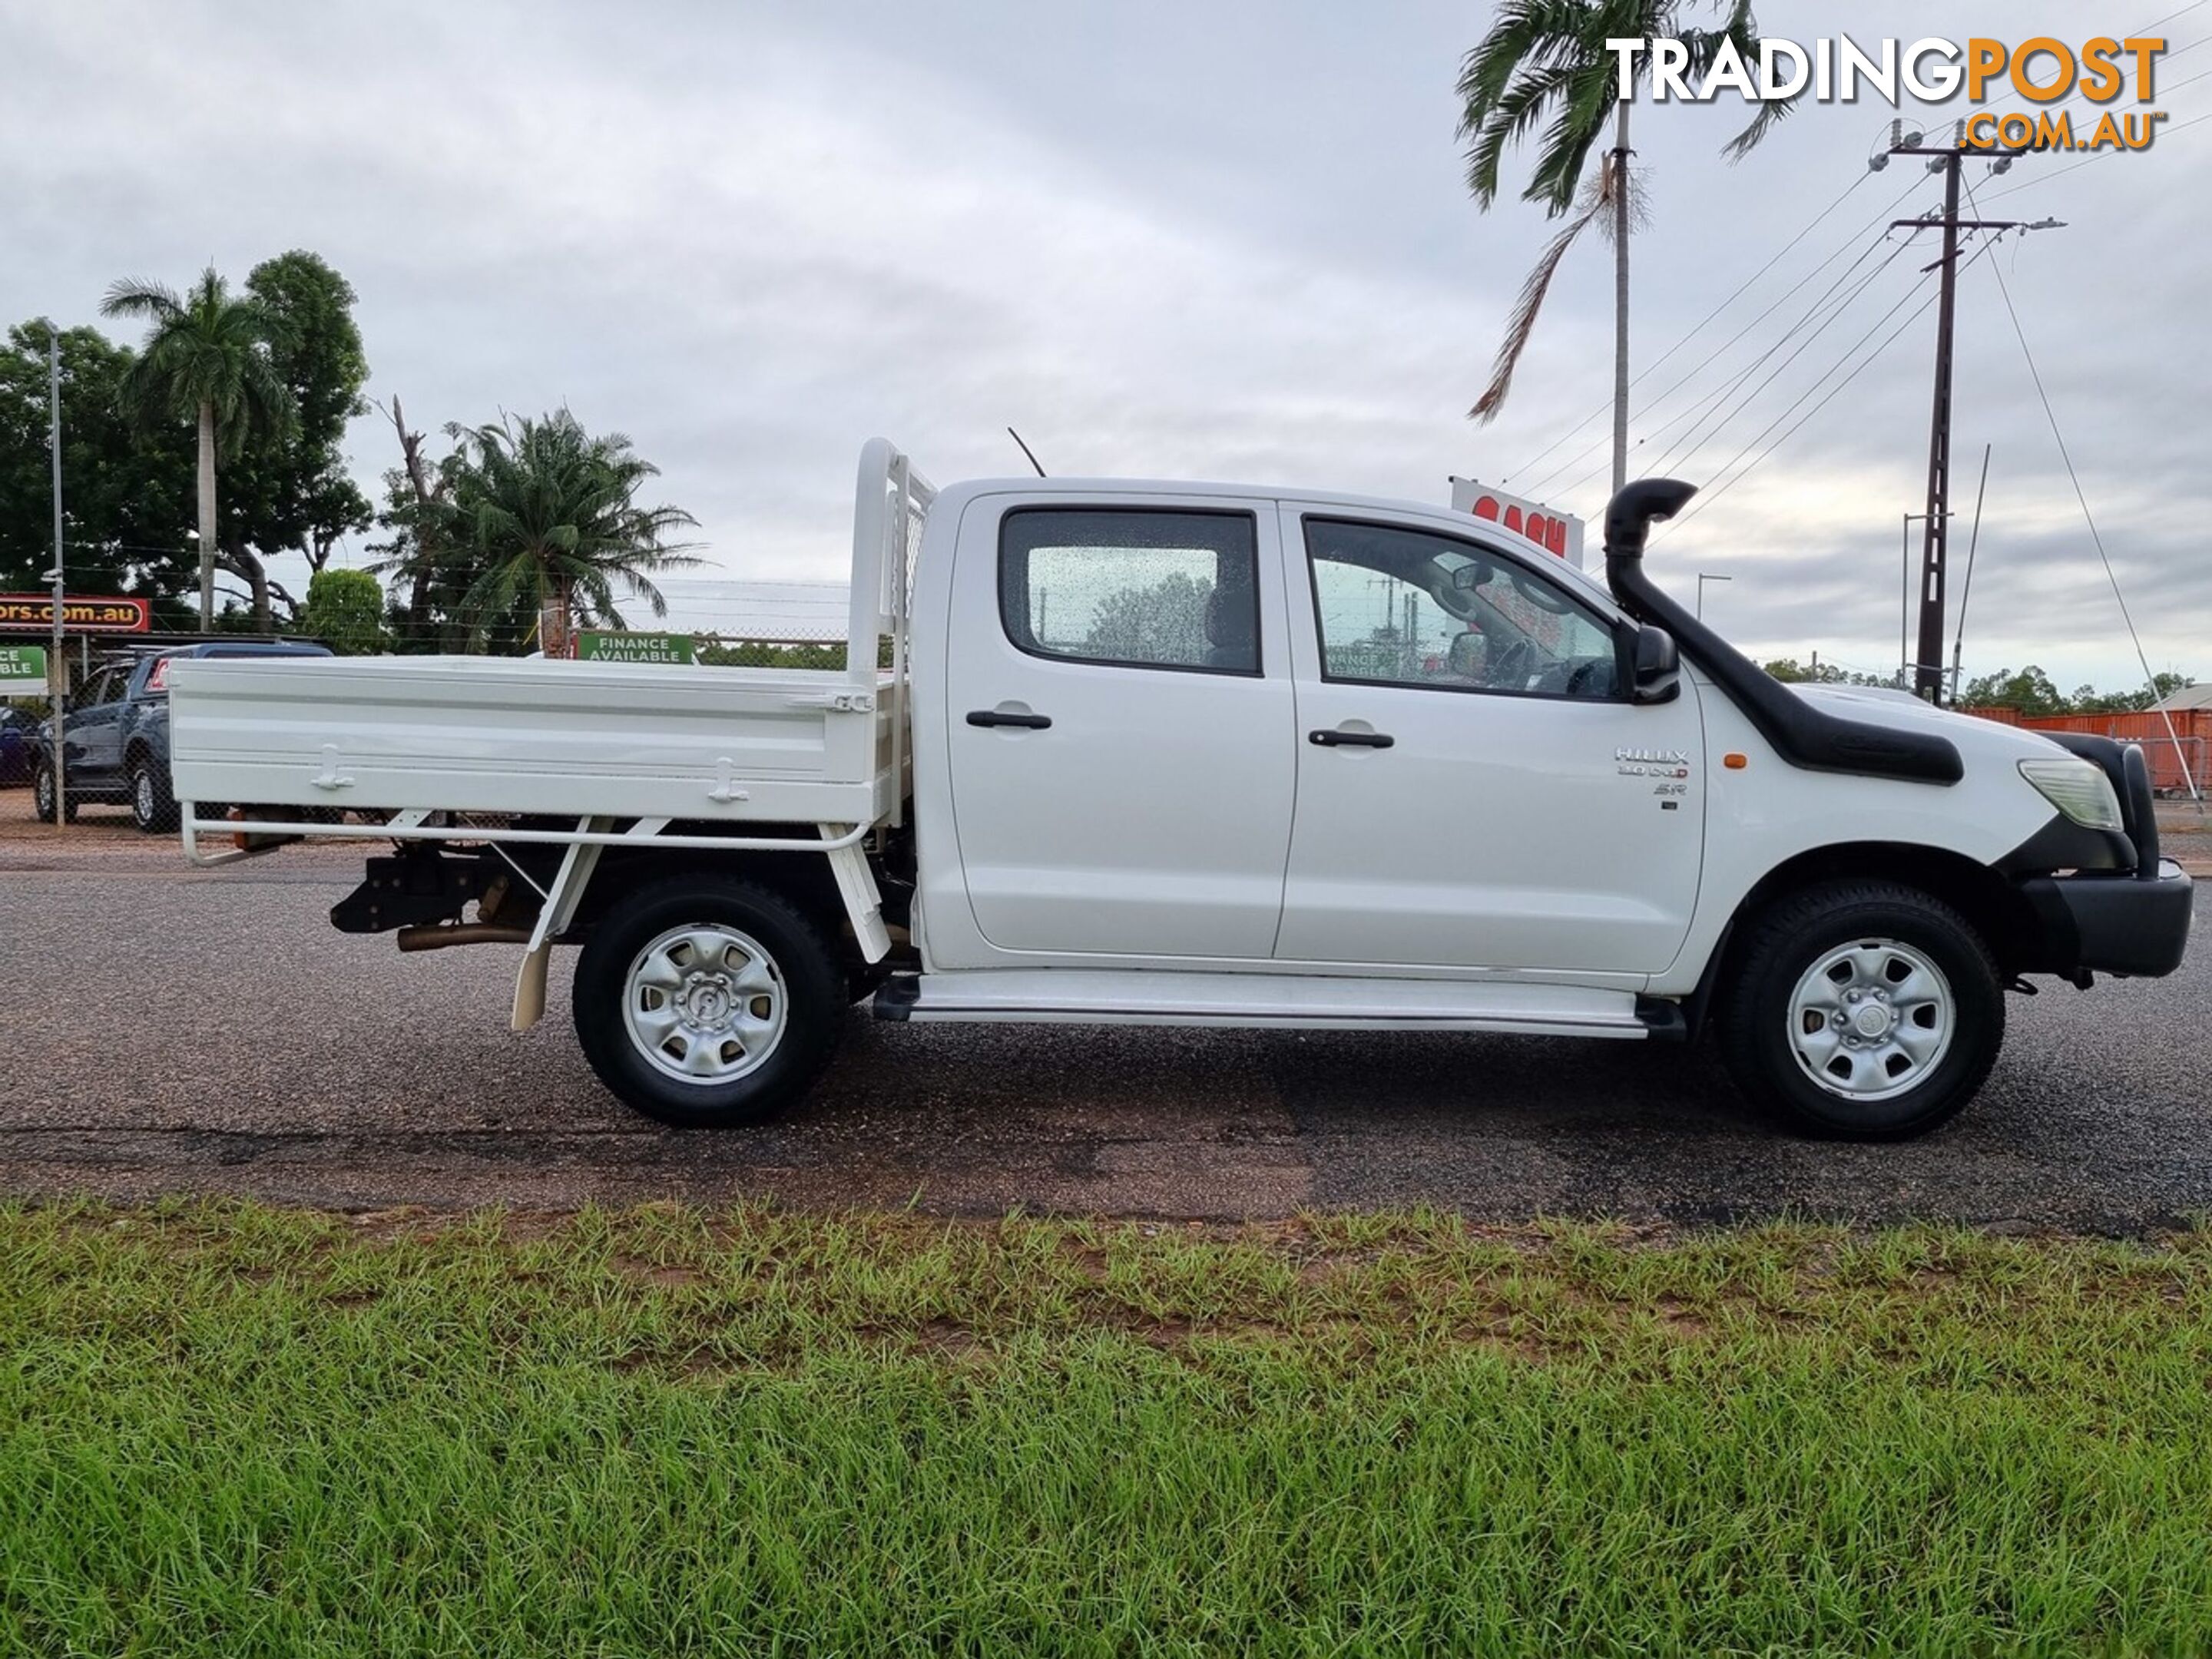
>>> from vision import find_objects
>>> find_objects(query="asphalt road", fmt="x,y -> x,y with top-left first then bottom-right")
4,803 -> 2208,1229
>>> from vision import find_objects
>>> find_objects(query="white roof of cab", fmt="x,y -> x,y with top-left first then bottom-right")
934,475 -> 1617,606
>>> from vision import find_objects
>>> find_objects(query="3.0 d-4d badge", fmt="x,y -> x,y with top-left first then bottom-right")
1616,745 -> 1690,777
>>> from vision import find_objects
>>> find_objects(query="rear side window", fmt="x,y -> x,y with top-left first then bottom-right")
998,508 -> 1260,675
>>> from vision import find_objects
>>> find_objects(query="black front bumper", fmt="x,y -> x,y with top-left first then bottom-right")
2002,733 -> 2194,979
2018,861 -> 2195,979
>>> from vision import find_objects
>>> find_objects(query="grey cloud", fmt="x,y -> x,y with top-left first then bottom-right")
1,0 -> 2204,685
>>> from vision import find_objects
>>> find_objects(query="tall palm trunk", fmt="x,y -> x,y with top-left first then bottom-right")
1609,99 -> 1631,497
540,581 -> 572,659
194,400 -> 217,629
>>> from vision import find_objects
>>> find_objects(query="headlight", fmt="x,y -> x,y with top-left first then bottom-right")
2018,757 -> 2124,831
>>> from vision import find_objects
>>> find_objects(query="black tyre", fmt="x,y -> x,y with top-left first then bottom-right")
571,875 -> 844,1128
31,760 -> 75,823
1717,879 -> 2002,1141
129,753 -> 179,834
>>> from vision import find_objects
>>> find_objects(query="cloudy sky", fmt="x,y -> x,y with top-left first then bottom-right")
4,0 -> 2204,688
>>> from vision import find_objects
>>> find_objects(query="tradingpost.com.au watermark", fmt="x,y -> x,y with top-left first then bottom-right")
1607,35 -> 2171,153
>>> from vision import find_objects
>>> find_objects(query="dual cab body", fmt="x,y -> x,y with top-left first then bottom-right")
166,445 -> 2191,1138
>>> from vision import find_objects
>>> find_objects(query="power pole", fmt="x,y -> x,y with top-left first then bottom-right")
1884,121 -> 2055,703
48,323 -> 66,827
1912,134 -> 1962,705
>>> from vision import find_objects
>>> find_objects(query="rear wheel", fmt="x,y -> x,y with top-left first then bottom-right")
129,754 -> 178,833
571,876 -> 843,1128
1717,880 -> 2002,1141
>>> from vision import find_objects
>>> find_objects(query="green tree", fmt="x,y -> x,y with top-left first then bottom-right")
101,269 -> 295,629
1459,1 -> 1789,492
1761,657 -> 1896,688
369,395 -> 483,652
207,253 -> 375,624
300,568 -> 386,654
1763,657 -> 1836,684
437,409 -> 700,657
1959,664 -> 2067,716
1082,571 -> 1212,665
0,321 -> 196,616
2068,671 -> 2195,714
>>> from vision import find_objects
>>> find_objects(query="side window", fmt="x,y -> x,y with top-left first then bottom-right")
1304,518 -> 1621,700
999,508 -> 1260,674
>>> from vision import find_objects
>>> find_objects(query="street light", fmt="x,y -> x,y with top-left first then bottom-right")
1696,573 -> 1731,619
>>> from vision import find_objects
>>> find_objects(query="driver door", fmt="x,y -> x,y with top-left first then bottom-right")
1274,507 -> 1706,976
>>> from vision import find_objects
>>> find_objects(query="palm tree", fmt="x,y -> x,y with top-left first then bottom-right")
102,269 -> 294,628
1459,1 -> 1787,493
447,410 -> 700,657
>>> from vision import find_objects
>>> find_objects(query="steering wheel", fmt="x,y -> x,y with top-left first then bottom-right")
1562,656 -> 1614,699
1487,638 -> 1536,690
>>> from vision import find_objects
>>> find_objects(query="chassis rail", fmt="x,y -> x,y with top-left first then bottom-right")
180,804 -> 892,1031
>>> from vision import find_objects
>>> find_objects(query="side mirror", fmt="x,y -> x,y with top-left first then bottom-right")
1630,623 -> 1680,705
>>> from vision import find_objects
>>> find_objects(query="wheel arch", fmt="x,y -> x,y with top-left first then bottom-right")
567,843 -> 859,957
1686,840 -> 2040,1038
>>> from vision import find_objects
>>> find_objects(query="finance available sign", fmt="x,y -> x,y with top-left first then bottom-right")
0,594 -> 152,632
0,643 -> 48,689
575,630 -> 697,664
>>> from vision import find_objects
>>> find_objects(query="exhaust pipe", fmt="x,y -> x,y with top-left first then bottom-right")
1602,478 -> 1962,786
396,923 -> 535,952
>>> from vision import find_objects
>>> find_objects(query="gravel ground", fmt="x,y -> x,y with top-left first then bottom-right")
2,789 -> 2207,1227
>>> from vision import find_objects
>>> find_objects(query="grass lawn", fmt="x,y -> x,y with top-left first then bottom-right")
3,1201 -> 2210,1656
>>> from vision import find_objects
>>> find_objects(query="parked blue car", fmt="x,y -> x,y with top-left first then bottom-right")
31,641 -> 332,831
1,703 -> 40,786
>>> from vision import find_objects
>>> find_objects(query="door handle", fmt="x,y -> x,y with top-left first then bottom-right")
967,709 -> 1052,730
1310,728 -> 1393,748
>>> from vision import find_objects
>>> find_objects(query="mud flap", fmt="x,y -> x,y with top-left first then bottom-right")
512,819 -> 610,1032
823,823 -> 892,962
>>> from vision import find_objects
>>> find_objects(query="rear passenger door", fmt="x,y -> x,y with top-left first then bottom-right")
940,496 -> 1298,960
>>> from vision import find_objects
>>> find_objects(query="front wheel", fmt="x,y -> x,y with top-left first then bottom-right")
1717,880 -> 2003,1141
31,760 -> 74,824
571,876 -> 844,1128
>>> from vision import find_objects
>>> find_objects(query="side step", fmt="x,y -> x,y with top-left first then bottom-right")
873,970 -> 1661,1038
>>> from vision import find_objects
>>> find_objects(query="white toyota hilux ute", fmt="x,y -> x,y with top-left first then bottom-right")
167,445 -> 2194,1141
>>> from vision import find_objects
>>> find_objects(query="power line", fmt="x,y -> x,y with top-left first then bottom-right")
1662,237 -> 2006,531
1498,169 -> 1876,485
1960,172 -> 2202,800
1521,172 -> 1929,498
1545,228 -> 1916,501
2138,0 -> 2210,31
1500,16 -> 2201,496
1979,101 -> 2210,203
2012,30 -> 2207,128
1652,233 -> 1922,480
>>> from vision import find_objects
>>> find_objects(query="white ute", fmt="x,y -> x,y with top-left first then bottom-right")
168,444 -> 2194,1139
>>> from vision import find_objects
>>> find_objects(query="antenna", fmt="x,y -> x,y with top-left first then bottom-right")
1948,444 -> 1992,704
1006,426 -> 1046,478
